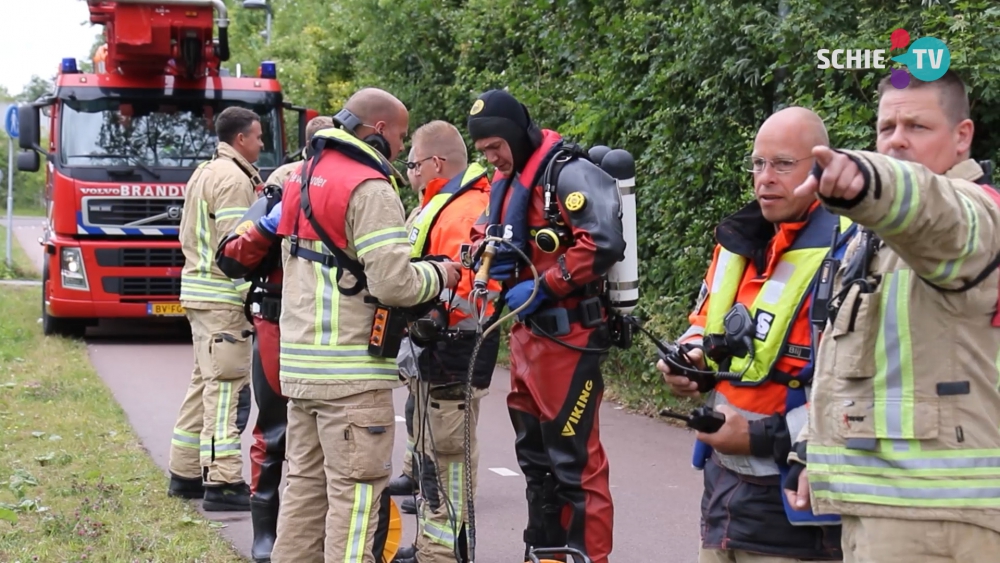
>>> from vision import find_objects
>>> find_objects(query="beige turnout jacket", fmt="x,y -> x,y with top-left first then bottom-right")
279,178 -> 447,401
179,143 -> 260,309
796,154 -> 1000,533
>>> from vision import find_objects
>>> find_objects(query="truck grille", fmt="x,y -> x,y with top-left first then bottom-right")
95,248 -> 185,268
84,198 -> 184,228
102,276 -> 181,296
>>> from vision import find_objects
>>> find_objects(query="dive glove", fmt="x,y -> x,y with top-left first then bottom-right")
258,201 -> 283,234
505,280 -> 548,320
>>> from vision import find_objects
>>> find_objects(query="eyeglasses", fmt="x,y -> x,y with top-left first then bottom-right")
743,155 -> 813,174
405,156 -> 446,170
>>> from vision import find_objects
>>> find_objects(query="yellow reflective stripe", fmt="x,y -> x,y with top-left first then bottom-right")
172,428 -> 200,450
873,270 -> 916,445
423,461 -> 464,547
810,472 -> 1000,508
235,279 -> 251,293
356,227 -> 409,257
875,159 -> 920,236
279,346 -> 397,380
925,192 -> 979,285
215,207 -> 248,221
345,483 -> 373,563
173,428 -> 199,439
197,199 -> 212,275
216,381 -> 231,441
413,261 -> 437,304
809,445 -> 1000,474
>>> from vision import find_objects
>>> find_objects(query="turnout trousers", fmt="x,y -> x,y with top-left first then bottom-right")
841,516 -> 1000,563
507,319 -> 614,563
271,389 -> 396,563
169,306 -> 252,485
410,377 -> 486,563
249,315 -> 287,560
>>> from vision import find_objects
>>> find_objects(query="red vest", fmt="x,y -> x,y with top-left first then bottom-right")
276,150 -> 387,248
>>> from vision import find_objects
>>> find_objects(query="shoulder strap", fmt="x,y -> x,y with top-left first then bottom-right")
291,136 -> 368,296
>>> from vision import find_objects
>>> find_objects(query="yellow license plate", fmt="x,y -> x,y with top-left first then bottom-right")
148,303 -> 186,316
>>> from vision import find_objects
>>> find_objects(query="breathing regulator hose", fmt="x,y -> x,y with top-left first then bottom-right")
458,236 -> 540,563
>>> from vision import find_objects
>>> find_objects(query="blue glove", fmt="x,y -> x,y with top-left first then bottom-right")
489,258 -> 517,280
505,280 -> 548,320
258,201 -> 282,234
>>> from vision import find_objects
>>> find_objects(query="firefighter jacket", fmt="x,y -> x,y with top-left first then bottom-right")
794,155 -> 1000,534
470,130 -> 626,309
402,164 -> 502,388
274,128 -> 450,401
267,157 -> 304,192
180,142 -> 261,309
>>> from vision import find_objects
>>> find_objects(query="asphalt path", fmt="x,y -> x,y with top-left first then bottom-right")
11,216 -> 703,563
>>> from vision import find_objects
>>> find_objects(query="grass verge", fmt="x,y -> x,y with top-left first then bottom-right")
0,224 -> 39,280
0,285 -> 247,563
0,205 -> 47,217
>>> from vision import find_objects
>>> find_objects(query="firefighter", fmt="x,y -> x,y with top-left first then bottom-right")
786,71 -> 1000,562
213,113 -> 338,562
167,106 -> 263,511
391,120 -> 502,563
467,89 -> 626,563
657,106 -> 844,563
261,88 -> 461,563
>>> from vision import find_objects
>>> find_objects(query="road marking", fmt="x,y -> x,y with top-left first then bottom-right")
395,415 -> 406,423
489,467 -> 519,477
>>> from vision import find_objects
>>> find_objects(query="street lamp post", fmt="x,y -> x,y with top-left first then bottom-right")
242,0 -> 273,46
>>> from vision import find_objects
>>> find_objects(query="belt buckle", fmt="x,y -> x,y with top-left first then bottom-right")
529,307 -> 571,337
578,297 -> 604,329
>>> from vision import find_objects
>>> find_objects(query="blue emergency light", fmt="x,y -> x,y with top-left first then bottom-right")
61,58 -> 79,74
259,61 -> 277,79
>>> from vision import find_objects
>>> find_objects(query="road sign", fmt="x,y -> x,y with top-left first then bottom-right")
4,105 -> 18,139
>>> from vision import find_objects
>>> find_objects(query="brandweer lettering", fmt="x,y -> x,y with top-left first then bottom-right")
118,185 -> 187,197
816,49 -> 888,70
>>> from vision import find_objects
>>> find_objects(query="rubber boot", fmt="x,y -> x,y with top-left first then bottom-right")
250,497 -> 279,562
203,482 -> 251,511
167,473 -> 203,499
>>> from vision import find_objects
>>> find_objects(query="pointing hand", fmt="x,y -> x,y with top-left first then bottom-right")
793,146 -> 866,201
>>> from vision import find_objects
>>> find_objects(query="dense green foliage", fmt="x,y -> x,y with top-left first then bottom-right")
225,0 -> 1000,411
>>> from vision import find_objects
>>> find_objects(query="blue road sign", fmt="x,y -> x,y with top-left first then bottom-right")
5,105 -> 19,138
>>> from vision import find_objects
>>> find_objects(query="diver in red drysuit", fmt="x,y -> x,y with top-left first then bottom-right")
467,89 -> 626,563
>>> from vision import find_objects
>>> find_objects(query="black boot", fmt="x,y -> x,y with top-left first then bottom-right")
203,482 -> 251,512
386,473 -> 419,496
391,544 -> 417,562
250,497 -> 279,562
400,496 -> 417,514
167,473 -> 203,499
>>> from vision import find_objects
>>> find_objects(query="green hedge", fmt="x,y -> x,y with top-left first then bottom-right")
226,0 -> 1000,413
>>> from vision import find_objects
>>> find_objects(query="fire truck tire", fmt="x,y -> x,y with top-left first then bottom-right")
41,260 -> 86,339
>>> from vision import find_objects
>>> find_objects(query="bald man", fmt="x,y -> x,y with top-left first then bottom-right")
264,88 -> 461,563
657,107 -> 845,562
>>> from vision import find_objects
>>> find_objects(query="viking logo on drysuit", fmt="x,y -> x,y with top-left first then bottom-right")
562,379 -> 594,437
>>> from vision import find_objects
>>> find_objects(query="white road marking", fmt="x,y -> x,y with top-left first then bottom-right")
395,415 -> 406,422
489,467 -> 519,477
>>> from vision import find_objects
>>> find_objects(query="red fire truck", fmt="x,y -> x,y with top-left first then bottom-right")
16,0 -> 313,337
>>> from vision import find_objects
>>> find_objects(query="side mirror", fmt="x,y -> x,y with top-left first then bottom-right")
17,104 -> 40,152
17,150 -> 40,173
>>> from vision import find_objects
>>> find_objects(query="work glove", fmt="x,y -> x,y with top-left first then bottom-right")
505,280 -> 548,320
258,201 -> 282,234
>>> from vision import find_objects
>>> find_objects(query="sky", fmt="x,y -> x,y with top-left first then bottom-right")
0,0 -> 99,96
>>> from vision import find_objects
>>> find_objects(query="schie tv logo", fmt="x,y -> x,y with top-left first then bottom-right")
816,29 -> 951,89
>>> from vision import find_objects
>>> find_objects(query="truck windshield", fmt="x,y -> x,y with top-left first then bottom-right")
59,94 -> 282,169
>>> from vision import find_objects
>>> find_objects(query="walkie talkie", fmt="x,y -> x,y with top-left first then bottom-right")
811,224 -> 842,332
659,406 -> 727,433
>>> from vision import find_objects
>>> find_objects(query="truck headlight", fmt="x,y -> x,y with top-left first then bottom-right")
60,247 -> 89,291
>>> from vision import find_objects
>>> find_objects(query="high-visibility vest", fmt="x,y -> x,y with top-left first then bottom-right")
704,208 -> 853,388
408,164 -> 487,259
